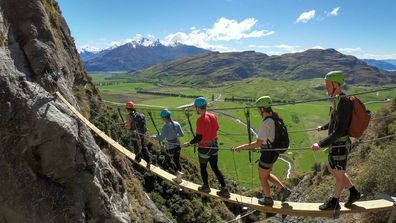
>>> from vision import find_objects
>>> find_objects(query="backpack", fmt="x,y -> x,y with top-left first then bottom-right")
346,96 -> 371,138
130,112 -> 147,134
264,116 -> 289,153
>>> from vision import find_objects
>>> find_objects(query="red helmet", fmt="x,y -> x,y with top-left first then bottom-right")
125,101 -> 134,109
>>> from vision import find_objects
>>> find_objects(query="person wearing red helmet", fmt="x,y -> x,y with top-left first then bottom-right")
125,100 -> 151,168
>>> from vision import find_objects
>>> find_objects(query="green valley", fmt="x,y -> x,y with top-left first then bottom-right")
90,73 -> 395,188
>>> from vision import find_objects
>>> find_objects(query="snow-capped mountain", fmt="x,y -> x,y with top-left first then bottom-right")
80,38 -> 210,72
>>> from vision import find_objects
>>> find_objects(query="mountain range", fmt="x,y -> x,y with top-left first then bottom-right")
362,59 -> 396,71
130,49 -> 396,85
80,38 -> 210,72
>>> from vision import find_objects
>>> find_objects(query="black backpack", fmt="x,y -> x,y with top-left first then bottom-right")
130,112 -> 147,134
264,116 -> 289,153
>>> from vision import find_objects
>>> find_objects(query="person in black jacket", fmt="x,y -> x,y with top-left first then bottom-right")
125,101 -> 151,168
311,71 -> 362,210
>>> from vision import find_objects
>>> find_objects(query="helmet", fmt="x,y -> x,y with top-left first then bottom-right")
125,101 -> 134,109
194,97 -> 207,107
325,71 -> 345,85
160,109 -> 171,118
255,96 -> 272,108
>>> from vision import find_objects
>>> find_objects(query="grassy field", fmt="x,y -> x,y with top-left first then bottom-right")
90,73 -> 396,188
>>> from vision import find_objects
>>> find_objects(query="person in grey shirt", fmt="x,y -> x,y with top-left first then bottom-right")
153,109 -> 185,183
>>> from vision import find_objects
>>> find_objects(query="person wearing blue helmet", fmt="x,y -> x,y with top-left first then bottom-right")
153,109 -> 185,183
183,97 -> 230,198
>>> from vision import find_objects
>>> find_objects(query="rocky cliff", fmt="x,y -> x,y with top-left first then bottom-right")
0,0 -> 166,222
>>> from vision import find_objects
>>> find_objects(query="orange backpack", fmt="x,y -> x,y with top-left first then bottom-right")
347,96 -> 371,138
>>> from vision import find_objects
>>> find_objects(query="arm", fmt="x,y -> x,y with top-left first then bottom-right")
125,115 -> 132,130
177,123 -> 184,137
155,125 -> 167,141
319,123 -> 329,130
318,98 -> 352,148
189,134 -> 202,145
234,139 -> 264,152
235,120 -> 269,152
184,117 -> 204,147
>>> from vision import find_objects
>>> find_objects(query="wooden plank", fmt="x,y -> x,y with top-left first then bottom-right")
56,92 -> 394,217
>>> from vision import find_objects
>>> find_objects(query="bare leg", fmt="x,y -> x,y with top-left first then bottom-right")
258,167 -> 271,197
327,164 -> 335,175
343,173 -> 353,189
333,169 -> 345,198
268,173 -> 284,189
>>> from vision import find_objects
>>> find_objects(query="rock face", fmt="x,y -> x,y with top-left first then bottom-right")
0,0 -> 165,222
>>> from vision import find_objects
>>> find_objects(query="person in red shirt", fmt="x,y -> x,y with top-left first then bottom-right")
183,97 -> 230,198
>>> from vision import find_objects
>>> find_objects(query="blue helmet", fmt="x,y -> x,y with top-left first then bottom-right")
194,97 -> 207,107
160,109 -> 172,118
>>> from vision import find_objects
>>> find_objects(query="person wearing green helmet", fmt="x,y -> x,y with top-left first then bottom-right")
152,109 -> 185,183
183,97 -> 230,198
234,96 -> 291,206
311,71 -> 362,210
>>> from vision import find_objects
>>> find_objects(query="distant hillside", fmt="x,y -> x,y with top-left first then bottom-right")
131,49 -> 396,86
384,59 -> 396,66
362,59 -> 396,71
80,38 -> 210,72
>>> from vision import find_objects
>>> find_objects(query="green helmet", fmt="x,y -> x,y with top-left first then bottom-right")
256,96 -> 272,108
325,71 -> 345,85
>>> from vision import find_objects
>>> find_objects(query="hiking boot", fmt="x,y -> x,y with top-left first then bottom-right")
216,187 -> 230,198
319,197 -> 340,210
198,184 -> 211,193
258,197 -> 274,206
345,192 -> 363,208
172,171 -> 183,184
280,187 -> 292,202
135,154 -> 142,163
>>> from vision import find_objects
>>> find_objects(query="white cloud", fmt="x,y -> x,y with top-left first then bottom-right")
161,17 -> 274,51
327,7 -> 340,16
296,10 -> 316,23
358,53 -> 396,60
337,47 -> 362,54
250,44 -> 299,51
248,44 -> 302,55
311,45 -> 325,49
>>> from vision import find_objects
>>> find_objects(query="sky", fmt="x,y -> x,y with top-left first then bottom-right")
57,0 -> 396,59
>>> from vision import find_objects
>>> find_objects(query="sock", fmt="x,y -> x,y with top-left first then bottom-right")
349,186 -> 358,195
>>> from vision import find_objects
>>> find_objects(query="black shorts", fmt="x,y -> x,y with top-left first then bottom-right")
328,141 -> 350,170
259,150 -> 279,169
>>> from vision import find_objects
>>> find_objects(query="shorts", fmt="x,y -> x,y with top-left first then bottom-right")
259,150 -> 279,169
328,140 -> 350,170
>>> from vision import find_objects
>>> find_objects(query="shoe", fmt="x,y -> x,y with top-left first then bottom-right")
319,198 -> 340,210
172,171 -> 183,184
258,197 -> 274,206
216,187 -> 230,198
345,192 -> 363,207
198,185 -> 211,193
280,187 -> 292,202
146,162 -> 151,169
135,154 -> 142,163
